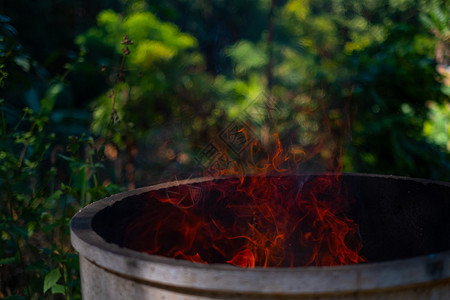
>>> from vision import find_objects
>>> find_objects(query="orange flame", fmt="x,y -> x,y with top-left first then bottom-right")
125,129 -> 365,267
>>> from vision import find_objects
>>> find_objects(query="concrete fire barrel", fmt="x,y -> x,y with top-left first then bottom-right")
70,174 -> 450,299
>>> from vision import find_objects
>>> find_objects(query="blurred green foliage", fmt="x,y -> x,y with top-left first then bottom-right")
0,77 -> 122,298
76,8 -> 200,138
0,0 -> 450,298
424,101 -> 450,151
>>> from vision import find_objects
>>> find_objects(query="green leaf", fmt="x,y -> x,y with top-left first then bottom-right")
441,85 -> 450,97
43,268 -> 61,293
57,154 -> 74,162
47,190 -> 63,202
42,222 -> 59,233
14,56 -> 30,72
51,283 -> 65,294
105,183 -> 123,195
0,255 -> 18,265
26,222 -> 35,238
41,83 -> 64,115
225,40 -> 268,75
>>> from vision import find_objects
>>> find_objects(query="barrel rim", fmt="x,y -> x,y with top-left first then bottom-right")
70,173 -> 450,295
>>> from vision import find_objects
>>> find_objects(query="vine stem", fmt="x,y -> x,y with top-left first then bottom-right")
58,172 -> 72,300
111,51 -> 128,123
16,238 -> 31,300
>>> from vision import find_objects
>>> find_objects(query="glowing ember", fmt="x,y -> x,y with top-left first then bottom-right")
124,133 -> 365,267
124,174 -> 364,267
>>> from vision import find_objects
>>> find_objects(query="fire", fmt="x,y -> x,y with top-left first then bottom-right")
124,131 -> 365,267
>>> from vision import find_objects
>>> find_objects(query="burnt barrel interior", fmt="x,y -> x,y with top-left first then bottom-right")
92,174 -> 450,264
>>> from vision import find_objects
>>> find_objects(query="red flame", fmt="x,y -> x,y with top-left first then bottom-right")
124,132 -> 365,267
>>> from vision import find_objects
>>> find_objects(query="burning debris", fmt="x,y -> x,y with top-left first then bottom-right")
124,174 -> 365,267
124,127 -> 365,267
